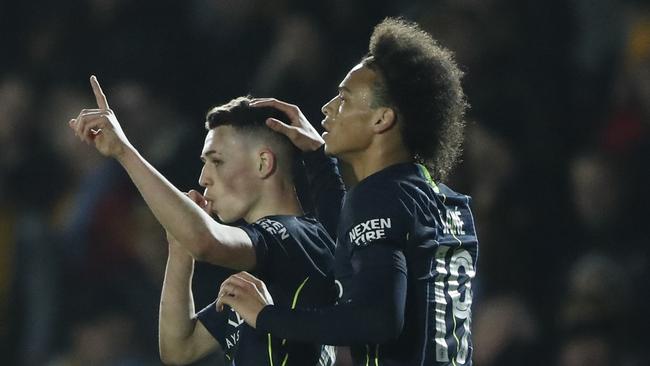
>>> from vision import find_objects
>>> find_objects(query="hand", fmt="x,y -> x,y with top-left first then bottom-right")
215,271 -> 274,328
185,189 -> 212,215
251,98 -> 324,152
68,75 -> 133,158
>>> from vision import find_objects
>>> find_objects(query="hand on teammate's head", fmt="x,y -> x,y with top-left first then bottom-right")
251,98 -> 324,152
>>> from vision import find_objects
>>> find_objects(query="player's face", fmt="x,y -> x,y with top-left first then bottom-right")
199,126 -> 260,223
320,63 -> 381,159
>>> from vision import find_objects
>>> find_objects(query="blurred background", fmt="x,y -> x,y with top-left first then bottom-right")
1,0 -> 649,365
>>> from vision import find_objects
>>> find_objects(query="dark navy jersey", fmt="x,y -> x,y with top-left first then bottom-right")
197,215 -> 337,366
257,159 -> 478,366
302,147 -> 346,239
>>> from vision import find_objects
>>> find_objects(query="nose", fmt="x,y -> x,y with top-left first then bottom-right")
198,164 -> 211,188
321,96 -> 337,117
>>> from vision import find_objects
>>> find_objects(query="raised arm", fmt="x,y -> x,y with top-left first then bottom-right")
252,98 -> 345,238
159,235 -> 219,365
68,76 -> 255,269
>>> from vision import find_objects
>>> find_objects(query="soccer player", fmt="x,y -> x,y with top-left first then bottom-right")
215,18 -> 479,366
69,84 -> 337,365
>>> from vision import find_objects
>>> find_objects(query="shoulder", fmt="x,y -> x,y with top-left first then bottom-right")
250,217 -> 294,241
345,166 -> 421,221
245,215 -> 335,262
341,168 -> 423,248
254,216 -> 332,246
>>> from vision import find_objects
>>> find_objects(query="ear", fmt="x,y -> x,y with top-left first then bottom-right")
372,107 -> 397,134
257,149 -> 276,178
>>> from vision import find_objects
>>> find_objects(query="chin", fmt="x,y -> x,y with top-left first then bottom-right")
217,214 -> 235,224
323,143 -> 338,156
216,211 -> 246,225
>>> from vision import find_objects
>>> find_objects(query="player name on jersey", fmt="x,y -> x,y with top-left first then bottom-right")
443,208 -> 465,236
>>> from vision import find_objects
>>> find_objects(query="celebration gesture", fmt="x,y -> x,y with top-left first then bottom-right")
251,98 -> 324,152
69,75 -> 133,159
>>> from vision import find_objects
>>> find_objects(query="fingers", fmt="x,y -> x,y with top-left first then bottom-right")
185,190 -> 212,214
71,109 -> 102,130
250,98 -> 299,119
217,273 -> 258,302
80,119 -> 107,144
216,277 -> 243,311
186,189 -> 207,206
71,110 -> 110,143
216,293 -> 234,312
236,271 -> 264,287
90,75 -> 110,110
265,118 -> 298,137
218,275 -> 244,298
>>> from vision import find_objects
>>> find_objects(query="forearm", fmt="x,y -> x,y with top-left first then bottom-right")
160,245 -> 216,365
257,242 -> 406,345
258,300 -> 403,346
260,250 -> 406,345
116,147 -> 219,259
159,247 -> 197,354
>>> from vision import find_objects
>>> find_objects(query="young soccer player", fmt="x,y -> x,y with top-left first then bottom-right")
69,86 -> 336,365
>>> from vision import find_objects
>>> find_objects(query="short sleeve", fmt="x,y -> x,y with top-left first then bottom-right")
238,218 -> 292,275
196,301 -> 229,346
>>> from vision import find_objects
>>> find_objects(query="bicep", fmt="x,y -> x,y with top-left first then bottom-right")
202,224 -> 257,270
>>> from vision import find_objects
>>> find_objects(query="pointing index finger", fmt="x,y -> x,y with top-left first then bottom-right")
90,75 -> 110,110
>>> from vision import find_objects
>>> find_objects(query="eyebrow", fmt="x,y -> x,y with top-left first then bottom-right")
200,150 -> 219,161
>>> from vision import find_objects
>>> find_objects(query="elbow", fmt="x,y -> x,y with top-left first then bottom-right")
159,338 -> 195,365
189,243 -> 210,263
160,349 -> 190,366
185,234 -> 218,263
191,240 -> 228,266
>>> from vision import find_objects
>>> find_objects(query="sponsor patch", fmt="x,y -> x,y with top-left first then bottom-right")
257,218 -> 289,240
348,218 -> 391,246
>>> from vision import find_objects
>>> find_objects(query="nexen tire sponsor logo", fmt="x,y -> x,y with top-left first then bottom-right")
348,218 -> 391,246
257,218 -> 289,240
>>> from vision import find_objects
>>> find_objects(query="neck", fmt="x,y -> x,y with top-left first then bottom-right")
243,179 -> 303,223
343,143 -> 412,183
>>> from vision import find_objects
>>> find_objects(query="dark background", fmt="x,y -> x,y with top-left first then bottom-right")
1,0 -> 649,365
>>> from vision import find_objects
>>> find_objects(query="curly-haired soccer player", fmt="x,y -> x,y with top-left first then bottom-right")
217,17 -> 479,366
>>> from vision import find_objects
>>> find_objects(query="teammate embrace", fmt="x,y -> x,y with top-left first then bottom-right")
69,17 -> 478,366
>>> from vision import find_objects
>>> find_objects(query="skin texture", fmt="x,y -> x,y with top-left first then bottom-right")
199,127 -> 261,224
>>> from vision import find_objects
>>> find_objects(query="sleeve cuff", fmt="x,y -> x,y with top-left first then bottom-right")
238,224 -> 267,273
256,304 -> 277,332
